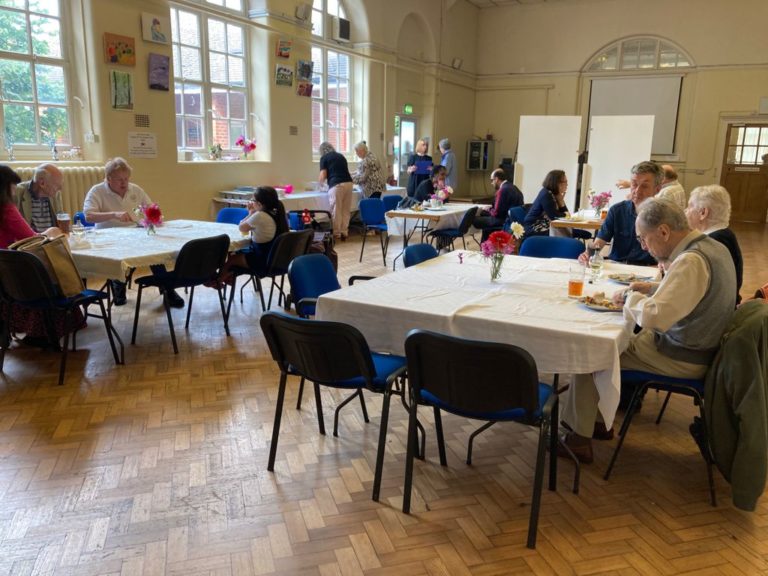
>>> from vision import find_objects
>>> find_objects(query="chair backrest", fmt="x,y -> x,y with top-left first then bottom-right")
74,211 -> 95,228
260,311 -> 377,386
519,236 -> 584,259
0,249 -> 59,303
267,229 -> 314,274
382,195 -> 402,212
404,243 -> 439,268
359,198 -> 386,225
288,254 -> 341,310
173,234 -> 231,281
509,206 -> 527,224
216,207 -> 248,225
404,329 -> 540,417
288,212 -> 304,230
457,206 -> 478,235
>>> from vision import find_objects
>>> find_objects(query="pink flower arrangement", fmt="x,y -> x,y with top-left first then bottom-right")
589,190 -> 612,211
481,226 -> 524,281
430,185 -> 453,202
235,135 -> 256,159
133,203 -> 163,234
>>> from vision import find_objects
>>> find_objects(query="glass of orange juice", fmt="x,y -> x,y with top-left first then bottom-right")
568,265 -> 585,298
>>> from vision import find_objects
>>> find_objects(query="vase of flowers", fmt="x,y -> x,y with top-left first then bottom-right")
134,203 -> 163,235
235,135 -> 256,160
589,189 -> 612,219
481,223 -> 524,282
208,143 -> 222,160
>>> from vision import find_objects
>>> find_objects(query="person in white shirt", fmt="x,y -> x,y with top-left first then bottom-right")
657,164 -> 686,209
83,157 -> 151,228
560,197 -> 736,463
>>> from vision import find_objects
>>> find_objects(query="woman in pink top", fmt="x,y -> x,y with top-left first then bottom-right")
0,165 -> 82,347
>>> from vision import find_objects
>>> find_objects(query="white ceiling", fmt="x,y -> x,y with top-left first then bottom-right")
464,0 -> 550,8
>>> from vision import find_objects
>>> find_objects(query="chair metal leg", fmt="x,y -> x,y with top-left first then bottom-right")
656,391 -> 672,425
604,383 -> 647,480
402,389 -> 420,514
433,407 -> 447,466
399,389 -> 426,460
333,389 -> 368,437
216,285 -> 230,336
163,293 -> 179,355
130,285 -> 144,344
359,226 -> 368,262
527,416 -> 549,549
226,276 -> 237,322
184,286 -> 194,329
379,231 -> 387,266
255,278 -> 266,311
467,421 -> 496,465
549,394 -> 559,492
97,300 -> 121,365
313,382 -> 326,435
358,389 -> 370,423
57,310 -> 72,386
296,377 -> 305,409
694,397 -> 717,507
372,387 -> 393,502
267,373 -> 288,472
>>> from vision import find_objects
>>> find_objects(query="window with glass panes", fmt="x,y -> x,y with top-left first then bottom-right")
0,0 -> 70,148
171,7 -> 248,152
311,0 -> 351,155
726,125 -> 768,166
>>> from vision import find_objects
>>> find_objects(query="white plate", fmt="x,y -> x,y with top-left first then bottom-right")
425,207 -> 447,212
607,274 -> 654,285
580,301 -> 622,312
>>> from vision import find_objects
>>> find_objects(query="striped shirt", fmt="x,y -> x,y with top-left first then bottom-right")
30,195 -> 55,232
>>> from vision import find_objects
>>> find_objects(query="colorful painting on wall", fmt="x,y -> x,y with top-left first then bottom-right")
275,65 -> 293,87
104,33 -> 136,66
141,12 -> 171,45
110,70 -> 134,110
148,53 -> 170,91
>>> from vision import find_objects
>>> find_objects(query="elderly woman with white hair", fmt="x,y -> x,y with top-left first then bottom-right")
438,138 -> 457,190
318,142 -> 353,240
352,140 -> 386,199
685,184 -> 743,303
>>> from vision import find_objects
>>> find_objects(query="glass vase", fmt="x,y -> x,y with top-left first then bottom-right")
490,254 -> 504,282
146,223 -> 156,235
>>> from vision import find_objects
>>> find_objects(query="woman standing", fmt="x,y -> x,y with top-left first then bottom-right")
352,141 -> 386,199
406,138 -> 433,198
318,142 -> 353,240
216,186 -> 288,282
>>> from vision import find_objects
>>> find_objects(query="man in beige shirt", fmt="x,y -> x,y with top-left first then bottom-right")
657,164 -> 686,208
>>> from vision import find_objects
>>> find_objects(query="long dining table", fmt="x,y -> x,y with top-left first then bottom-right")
316,250 -> 656,428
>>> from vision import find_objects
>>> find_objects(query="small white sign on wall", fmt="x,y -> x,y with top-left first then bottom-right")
128,132 -> 158,158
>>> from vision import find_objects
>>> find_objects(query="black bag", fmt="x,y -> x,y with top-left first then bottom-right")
396,196 -> 419,210
308,231 -> 338,271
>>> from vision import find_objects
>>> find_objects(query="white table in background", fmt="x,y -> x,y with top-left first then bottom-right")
316,251 -> 656,428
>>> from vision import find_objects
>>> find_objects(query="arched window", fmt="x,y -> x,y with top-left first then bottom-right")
311,0 -> 351,155
586,37 -> 692,72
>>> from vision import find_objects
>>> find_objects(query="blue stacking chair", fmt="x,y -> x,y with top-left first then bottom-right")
519,236 -> 584,259
503,205 -> 528,232
358,198 -> 389,265
426,206 -> 478,252
382,194 -> 402,213
260,311 -> 407,502
216,207 -> 248,225
73,211 -> 95,228
288,254 -> 340,318
403,243 -> 438,268
604,370 -> 716,506
400,329 -> 559,549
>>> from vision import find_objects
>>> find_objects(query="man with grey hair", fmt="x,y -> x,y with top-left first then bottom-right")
685,184 -> 742,303
15,163 -> 64,232
352,140 -> 386,199
561,197 -> 736,463
438,138 -> 457,190
579,160 -> 662,265
657,164 -> 686,209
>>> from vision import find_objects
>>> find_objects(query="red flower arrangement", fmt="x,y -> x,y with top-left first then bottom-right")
480,226 -> 524,281
134,202 -> 163,235
235,135 -> 256,159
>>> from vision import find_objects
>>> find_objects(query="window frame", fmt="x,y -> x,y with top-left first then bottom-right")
586,37 -> 693,73
171,4 -> 250,156
0,0 -> 73,153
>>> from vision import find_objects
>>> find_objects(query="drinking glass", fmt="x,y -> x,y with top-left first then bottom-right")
56,212 -> 71,233
568,265 -> 585,298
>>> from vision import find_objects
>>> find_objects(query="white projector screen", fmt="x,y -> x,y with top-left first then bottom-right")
589,76 -> 682,155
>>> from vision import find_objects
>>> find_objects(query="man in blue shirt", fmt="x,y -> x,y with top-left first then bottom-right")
579,160 -> 661,266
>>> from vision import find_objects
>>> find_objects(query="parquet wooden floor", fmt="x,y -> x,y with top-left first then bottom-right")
1,222 -> 766,575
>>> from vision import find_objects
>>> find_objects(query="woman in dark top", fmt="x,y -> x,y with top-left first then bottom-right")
406,138 -> 433,198
524,169 -> 569,237
685,184 -> 744,303
318,142 -> 353,240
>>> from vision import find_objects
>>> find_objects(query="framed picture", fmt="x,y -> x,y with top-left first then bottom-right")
276,39 -> 292,58
148,53 -> 170,91
104,33 -> 136,66
296,82 -> 313,97
110,70 -> 134,110
296,60 -> 313,82
275,64 -> 293,87
141,12 -> 171,45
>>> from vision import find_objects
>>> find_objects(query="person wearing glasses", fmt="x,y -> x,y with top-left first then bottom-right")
578,161 -> 660,266
474,168 -> 523,241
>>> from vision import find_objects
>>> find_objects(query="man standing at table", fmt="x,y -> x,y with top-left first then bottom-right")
474,168 -> 524,241
84,157 -> 184,308
579,160 -> 661,266
561,198 -> 736,462
15,163 -> 64,232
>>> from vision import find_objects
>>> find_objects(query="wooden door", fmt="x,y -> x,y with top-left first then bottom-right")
720,123 -> 768,222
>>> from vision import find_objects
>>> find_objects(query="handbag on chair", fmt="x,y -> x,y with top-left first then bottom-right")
9,235 -> 85,298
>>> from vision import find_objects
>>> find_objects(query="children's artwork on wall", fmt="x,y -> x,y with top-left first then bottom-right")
110,70 -> 134,110
296,60 -> 313,82
296,82 -> 313,97
141,12 -> 171,45
148,53 -> 170,91
275,65 -> 293,87
104,33 -> 136,66
276,39 -> 292,58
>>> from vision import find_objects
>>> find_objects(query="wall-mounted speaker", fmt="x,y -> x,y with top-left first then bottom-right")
295,3 -> 311,21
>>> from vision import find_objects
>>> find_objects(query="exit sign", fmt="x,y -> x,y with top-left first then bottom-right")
403,104 -> 413,115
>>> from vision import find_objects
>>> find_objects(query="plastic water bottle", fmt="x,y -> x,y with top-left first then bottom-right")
589,250 -> 604,282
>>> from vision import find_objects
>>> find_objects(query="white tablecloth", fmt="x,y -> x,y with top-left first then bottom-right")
316,251 -> 656,428
70,219 -> 249,279
386,203 -> 487,237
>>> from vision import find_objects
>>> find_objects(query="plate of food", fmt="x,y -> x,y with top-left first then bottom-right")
607,273 -> 654,285
579,292 -> 622,312
425,207 -> 447,212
